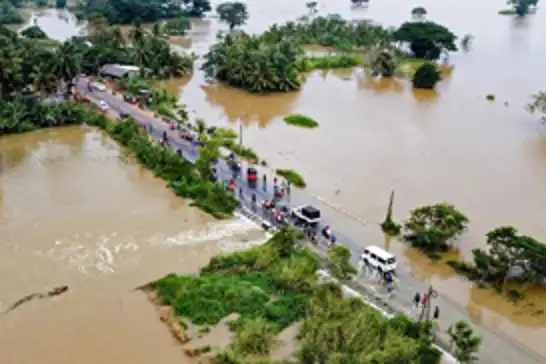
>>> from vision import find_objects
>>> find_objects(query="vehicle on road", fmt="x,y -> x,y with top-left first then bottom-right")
98,100 -> 109,111
93,82 -> 107,92
124,95 -> 137,104
360,246 -> 397,273
117,112 -> 130,120
291,205 -> 321,227
247,167 -> 257,188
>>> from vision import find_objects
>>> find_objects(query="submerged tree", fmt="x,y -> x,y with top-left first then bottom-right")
527,90 -> 546,122
403,202 -> 469,255
381,190 -> 401,235
216,2 -> 249,30
394,21 -> 457,60
411,6 -> 427,18
412,62 -> 441,89
164,16 -> 191,36
370,50 -> 397,77
447,321 -> 482,363
508,0 -> 539,16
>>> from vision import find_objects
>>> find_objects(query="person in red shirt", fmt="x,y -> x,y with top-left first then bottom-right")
422,294 -> 429,307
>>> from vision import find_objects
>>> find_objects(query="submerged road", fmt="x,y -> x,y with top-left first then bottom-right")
75,80 -> 545,364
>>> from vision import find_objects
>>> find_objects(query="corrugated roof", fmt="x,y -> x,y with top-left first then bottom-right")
99,64 -> 132,78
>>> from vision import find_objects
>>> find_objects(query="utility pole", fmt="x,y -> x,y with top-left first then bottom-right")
239,121 -> 243,145
419,285 -> 438,322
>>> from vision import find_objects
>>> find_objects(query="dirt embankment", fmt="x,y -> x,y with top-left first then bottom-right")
142,285 -> 234,363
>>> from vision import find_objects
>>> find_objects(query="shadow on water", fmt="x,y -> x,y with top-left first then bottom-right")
199,84 -> 300,127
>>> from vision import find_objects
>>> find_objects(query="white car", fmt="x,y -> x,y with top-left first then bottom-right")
360,245 -> 397,273
93,82 -> 107,92
291,205 -> 321,226
98,101 -> 109,111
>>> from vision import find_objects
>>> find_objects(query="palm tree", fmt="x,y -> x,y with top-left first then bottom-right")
30,60 -> 57,98
51,41 -> 82,97
110,25 -> 126,48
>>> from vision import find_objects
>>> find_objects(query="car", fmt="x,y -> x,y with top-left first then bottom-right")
360,246 -> 397,273
98,101 -> 109,111
117,111 -> 130,120
291,205 -> 321,226
93,82 -> 107,92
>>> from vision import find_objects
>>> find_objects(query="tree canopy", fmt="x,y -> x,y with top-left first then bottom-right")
20,25 -> 48,39
527,90 -> 546,122
412,62 -> 441,89
216,2 -> 249,30
0,0 -> 23,25
164,16 -> 191,36
447,321 -> 482,364
403,202 -> 469,256
202,32 -> 302,93
393,21 -> 457,60
78,0 -> 210,24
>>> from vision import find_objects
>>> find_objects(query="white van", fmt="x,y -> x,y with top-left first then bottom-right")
360,246 -> 397,273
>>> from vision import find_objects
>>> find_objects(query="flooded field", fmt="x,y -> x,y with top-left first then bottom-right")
0,126 -> 267,363
6,0 -> 546,360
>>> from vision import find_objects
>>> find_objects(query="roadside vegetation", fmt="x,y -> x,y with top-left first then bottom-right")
275,169 -> 306,188
203,16 -> 458,93
283,114 -> 319,128
152,226 -> 465,363
20,25 -> 48,39
116,76 -> 179,118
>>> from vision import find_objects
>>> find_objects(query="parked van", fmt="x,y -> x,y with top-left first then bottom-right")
360,246 -> 397,273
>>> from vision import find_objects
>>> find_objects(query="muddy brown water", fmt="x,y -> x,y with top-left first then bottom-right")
7,0 -> 546,359
0,126 -> 267,363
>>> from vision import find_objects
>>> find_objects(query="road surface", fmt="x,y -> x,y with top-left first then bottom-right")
75,79 -> 546,364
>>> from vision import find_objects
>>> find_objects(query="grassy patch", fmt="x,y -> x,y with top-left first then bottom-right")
276,168 -> 306,188
498,9 -> 517,15
283,114 -> 319,129
296,54 -> 362,71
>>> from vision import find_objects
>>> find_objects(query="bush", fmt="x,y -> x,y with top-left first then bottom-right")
283,114 -> 319,128
412,62 -> 441,89
486,94 -> 495,101
21,25 -> 48,39
276,168 -> 306,188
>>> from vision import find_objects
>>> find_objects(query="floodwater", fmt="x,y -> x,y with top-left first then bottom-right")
16,0 -> 546,359
0,126 -> 267,363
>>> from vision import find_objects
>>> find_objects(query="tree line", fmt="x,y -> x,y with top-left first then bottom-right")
203,14 -> 458,93
74,0 -> 211,24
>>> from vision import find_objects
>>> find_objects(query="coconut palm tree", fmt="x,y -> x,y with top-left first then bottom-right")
51,40 -> 82,96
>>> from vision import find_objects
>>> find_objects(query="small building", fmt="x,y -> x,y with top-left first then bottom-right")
99,64 -> 139,79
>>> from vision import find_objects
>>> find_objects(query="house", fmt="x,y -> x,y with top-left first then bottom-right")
99,64 -> 139,79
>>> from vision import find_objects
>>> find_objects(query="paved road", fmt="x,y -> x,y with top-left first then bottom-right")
75,79 -> 546,364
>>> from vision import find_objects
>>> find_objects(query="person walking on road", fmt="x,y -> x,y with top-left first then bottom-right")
433,305 -> 440,320
413,292 -> 421,308
422,294 -> 429,308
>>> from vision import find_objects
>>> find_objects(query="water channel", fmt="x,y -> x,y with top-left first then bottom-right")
4,0 -> 546,360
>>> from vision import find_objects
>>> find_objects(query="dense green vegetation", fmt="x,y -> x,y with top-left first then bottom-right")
164,16 -> 191,36
20,25 -> 48,39
403,203 -> 469,258
448,227 -> 546,293
73,0 -> 210,24
154,227 -> 457,363
0,99 -> 107,134
203,16 -> 458,92
0,0 -> 23,25
262,16 -> 392,51
202,32 -> 302,93
216,1 -> 248,30
283,114 -> 319,128
275,168 -> 306,188
527,90 -> 546,121
412,62 -> 442,89
84,17 -> 194,79
110,119 -> 239,218
393,21 -> 457,60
